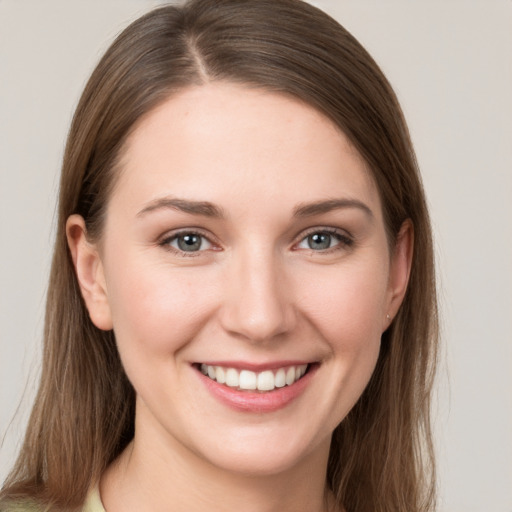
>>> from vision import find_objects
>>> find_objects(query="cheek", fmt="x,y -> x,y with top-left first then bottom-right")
297,258 -> 389,348
287,260 -> 388,431
104,258 -> 216,356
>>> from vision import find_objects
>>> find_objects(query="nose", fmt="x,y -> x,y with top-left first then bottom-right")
219,248 -> 296,343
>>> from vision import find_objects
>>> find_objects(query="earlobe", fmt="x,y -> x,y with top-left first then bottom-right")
384,220 -> 414,329
66,215 -> 113,331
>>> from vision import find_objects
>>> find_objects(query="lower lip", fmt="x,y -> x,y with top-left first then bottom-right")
196,365 -> 317,413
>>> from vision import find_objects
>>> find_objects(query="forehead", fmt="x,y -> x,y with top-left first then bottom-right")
112,83 -> 381,218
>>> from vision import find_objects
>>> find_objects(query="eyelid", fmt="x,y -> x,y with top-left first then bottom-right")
292,226 -> 354,251
158,228 -> 221,255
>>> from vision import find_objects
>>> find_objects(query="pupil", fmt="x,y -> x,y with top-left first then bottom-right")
309,233 -> 331,250
178,234 -> 201,251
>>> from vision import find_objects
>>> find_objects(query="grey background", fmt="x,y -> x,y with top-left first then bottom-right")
1,1 -> 511,511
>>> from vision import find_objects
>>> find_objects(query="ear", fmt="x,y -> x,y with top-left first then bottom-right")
384,219 -> 414,330
66,214 -> 113,330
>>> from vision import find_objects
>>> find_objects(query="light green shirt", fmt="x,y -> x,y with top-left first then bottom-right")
1,487 -> 105,512
83,487 -> 105,512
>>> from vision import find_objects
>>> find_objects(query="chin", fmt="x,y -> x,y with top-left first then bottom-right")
199,438 -> 326,478
180,416 -> 334,479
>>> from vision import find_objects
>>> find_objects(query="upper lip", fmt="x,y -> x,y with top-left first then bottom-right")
195,360 -> 316,372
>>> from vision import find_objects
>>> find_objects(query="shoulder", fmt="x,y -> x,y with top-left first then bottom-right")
0,501 -> 39,512
82,486 -> 105,512
0,499 -> 53,512
0,487 -> 104,512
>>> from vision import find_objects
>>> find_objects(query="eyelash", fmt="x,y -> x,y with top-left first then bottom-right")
158,227 -> 354,256
293,227 -> 354,253
159,229 -> 217,257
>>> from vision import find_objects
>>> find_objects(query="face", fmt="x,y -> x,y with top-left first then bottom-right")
69,83 -> 411,477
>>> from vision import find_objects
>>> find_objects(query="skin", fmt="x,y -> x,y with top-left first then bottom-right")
67,83 -> 412,512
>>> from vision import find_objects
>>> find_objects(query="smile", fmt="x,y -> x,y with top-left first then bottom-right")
199,364 -> 309,392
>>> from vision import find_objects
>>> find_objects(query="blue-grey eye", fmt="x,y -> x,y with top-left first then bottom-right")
169,233 -> 212,252
307,232 -> 333,250
297,230 -> 349,251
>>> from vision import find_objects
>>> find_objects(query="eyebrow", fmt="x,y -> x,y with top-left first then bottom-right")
293,198 -> 373,218
137,197 -> 225,219
136,196 -> 372,220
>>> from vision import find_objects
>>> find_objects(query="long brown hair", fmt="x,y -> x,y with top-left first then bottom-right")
0,1 -> 438,511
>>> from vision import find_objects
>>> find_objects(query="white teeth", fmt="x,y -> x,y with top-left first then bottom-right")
274,368 -> 286,388
215,366 -> 226,384
257,370 -> 274,391
200,364 -> 308,392
285,367 -> 296,386
225,368 -> 239,387
239,370 -> 257,390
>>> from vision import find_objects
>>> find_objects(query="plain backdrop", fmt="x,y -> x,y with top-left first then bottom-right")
1,1 -> 511,511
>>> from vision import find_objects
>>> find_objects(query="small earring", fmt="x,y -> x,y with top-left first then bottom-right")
386,314 -> 391,321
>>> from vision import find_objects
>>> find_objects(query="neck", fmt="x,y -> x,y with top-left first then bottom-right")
100,406 -> 336,512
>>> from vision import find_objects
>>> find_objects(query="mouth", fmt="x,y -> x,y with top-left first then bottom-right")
198,363 -> 309,393
194,361 -> 317,412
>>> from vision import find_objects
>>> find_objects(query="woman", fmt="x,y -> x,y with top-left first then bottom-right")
0,0 -> 438,511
